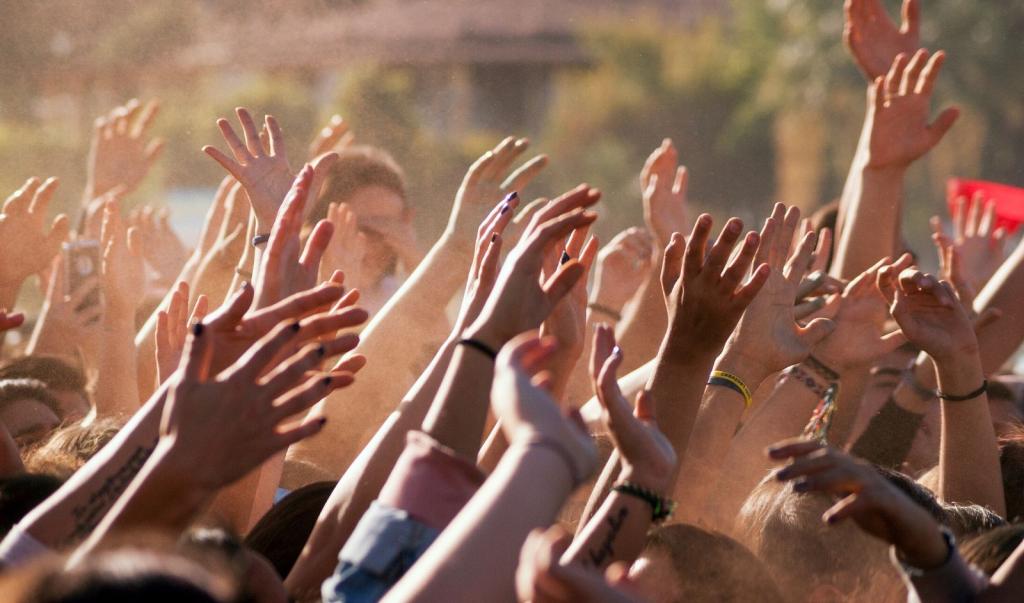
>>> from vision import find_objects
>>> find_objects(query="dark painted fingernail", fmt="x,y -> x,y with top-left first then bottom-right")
290,322 -> 301,332
793,480 -> 810,493
318,417 -> 328,426
560,251 -> 571,265
504,191 -> 518,203
491,232 -> 498,242
826,514 -> 838,524
192,323 -> 204,336
316,344 -> 326,357
775,468 -> 790,480
499,202 -> 510,215
612,346 -> 622,357
322,376 -> 332,386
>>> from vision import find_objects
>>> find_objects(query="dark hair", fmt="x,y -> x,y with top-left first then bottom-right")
941,503 -> 1006,538
999,427 -> 1024,522
0,356 -> 88,396
243,481 -> 335,578
876,466 -> 946,523
961,524 -> 1024,575
0,380 -> 60,415
0,473 -> 63,537
644,523 -> 784,603
310,145 -> 406,223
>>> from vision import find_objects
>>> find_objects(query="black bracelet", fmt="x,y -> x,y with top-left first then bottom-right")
252,233 -> 270,247
937,380 -> 988,402
458,338 -> 498,360
806,355 -> 840,382
587,302 -> 622,322
612,481 -> 676,523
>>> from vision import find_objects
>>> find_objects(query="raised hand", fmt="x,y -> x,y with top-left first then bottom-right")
157,304 -> 363,491
318,202 -> 367,289
641,139 -> 689,248
308,114 -> 354,158
0,178 -> 70,292
492,333 -> 597,482
361,213 -> 423,272
865,50 -> 959,171
721,204 -> 834,382
592,325 -> 676,493
769,438 -> 949,570
454,193 -> 520,334
843,0 -> 921,81
28,255 -> 103,360
590,227 -> 655,319
129,205 -> 189,285
876,265 -> 977,363
446,137 -> 548,249
931,194 -> 1008,308
85,99 -> 164,200
99,198 -> 146,314
255,165 -> 335,309
464,185 -> 599,349
203,107 -> 337,230
540,226 -> 599,372
155,281 -> 208,385
812,256 -> 908,373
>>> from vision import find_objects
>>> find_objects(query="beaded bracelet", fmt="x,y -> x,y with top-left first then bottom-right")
612,481 -> 676,523
785,364 -> 832,399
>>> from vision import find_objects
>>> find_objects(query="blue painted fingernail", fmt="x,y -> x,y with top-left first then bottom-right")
504,191 -> 518,203
499,203 -> 510,215
560,251 -> 571,265
192,323 -> 204,336
491,232 -> 498,242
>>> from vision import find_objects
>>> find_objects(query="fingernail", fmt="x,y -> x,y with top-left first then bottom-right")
290,322 -> 301,332
491,232 -> 498,242
240,281 -> 250,290
793,481 -> 810,493
499,202 -> 510,215
775,468 -> 790,480
322,376 -> 332,386
612,345 -> 622,357
728,220 -> 740,232
192,323 -> 204,336
826,514 -> 838,525
318,417 -> 328,427
316,344 -> 326,357
560,251 -> 571,265
504,191 -> 518,203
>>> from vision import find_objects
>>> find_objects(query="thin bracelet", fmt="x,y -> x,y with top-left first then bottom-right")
784,364 -> 832,399
708,370 -> 752,408
522,436 -> 585,487
612,481 -> 676,523
806,355 -> 840,382
937,380 -> 988,402
457,338 -> 498,360
587,302 -> 622,322
252,233 -> 270,247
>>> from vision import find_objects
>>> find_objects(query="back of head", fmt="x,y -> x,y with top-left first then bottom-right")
735,475 -> 895,601
961,524 -> 1024,575
25,419 -> 122,480
243,481 -> 335,578
0,356 -> 87,396
940,502 -> 1006,538
0,473 -> 63,537
999,426 -> 1024,522
637,523 -> 783,603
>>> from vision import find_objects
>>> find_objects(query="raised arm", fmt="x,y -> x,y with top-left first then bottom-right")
0,178 -> 69,314
878,265 -> 1005,515
832,50 -> 958,278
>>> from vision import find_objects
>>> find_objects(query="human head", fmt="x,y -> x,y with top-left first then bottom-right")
0,356 -> 90,423
0,379 -> 63,448
0,473 -> 63,537
24,418 -> 123,480
735,474 -> 899,601
629,523 -> 784,603
1000,427 -> 1024,522
961,524 -> 1024,575
183,526 -> 286,603
311,145 -> 408,284
243,481 -> 335,579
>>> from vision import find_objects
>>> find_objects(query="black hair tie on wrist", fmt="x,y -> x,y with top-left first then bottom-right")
937,380 -> 988,402
458,338 -> 498,361
252,233 -> 270,247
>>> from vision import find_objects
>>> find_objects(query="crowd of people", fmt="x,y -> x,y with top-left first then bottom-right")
0,0 -> 1022,600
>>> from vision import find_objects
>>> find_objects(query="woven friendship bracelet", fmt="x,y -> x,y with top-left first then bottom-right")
805,355 -> 840,382
785,364 -> 832,399
612,481 -> 676,523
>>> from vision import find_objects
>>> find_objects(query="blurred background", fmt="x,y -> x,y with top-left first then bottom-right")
2,0 -> 1023,259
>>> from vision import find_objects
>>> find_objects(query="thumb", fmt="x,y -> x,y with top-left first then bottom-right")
928,107 -> 960,146
543,260 -> 586,305
798,317 -> 836,347
879,328 -> 908,354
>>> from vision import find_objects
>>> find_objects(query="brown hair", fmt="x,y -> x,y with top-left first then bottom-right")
0,356 -> 88,396
999,426 -> 1024,522
961,524 -> 1024,575
642,523 -> 784,603
24,418 -> 122,480
310,145 -> 406,223
243,480 -> 335,579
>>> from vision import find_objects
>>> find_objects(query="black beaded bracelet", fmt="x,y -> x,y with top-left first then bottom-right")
457,338 -> 498,361
937,380 -> 988,402
612,481 -> 676,523
252,233 -> 271,247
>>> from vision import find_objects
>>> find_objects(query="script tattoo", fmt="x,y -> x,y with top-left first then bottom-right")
587,506 -> 628,567
66,442 -> 156,543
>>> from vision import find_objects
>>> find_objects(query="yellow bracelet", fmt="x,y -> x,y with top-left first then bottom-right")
709,370 -> 753,409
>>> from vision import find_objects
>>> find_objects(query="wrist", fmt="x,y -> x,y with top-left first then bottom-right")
147,438 -> 219,503
618,465 -> 673,497
461,322 -> 507,356
714,349 -> 772,394
933,353 -> 985,397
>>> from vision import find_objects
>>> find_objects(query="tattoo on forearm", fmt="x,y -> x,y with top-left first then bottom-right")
587,506 -> 629,567
66,442 -> 156,543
